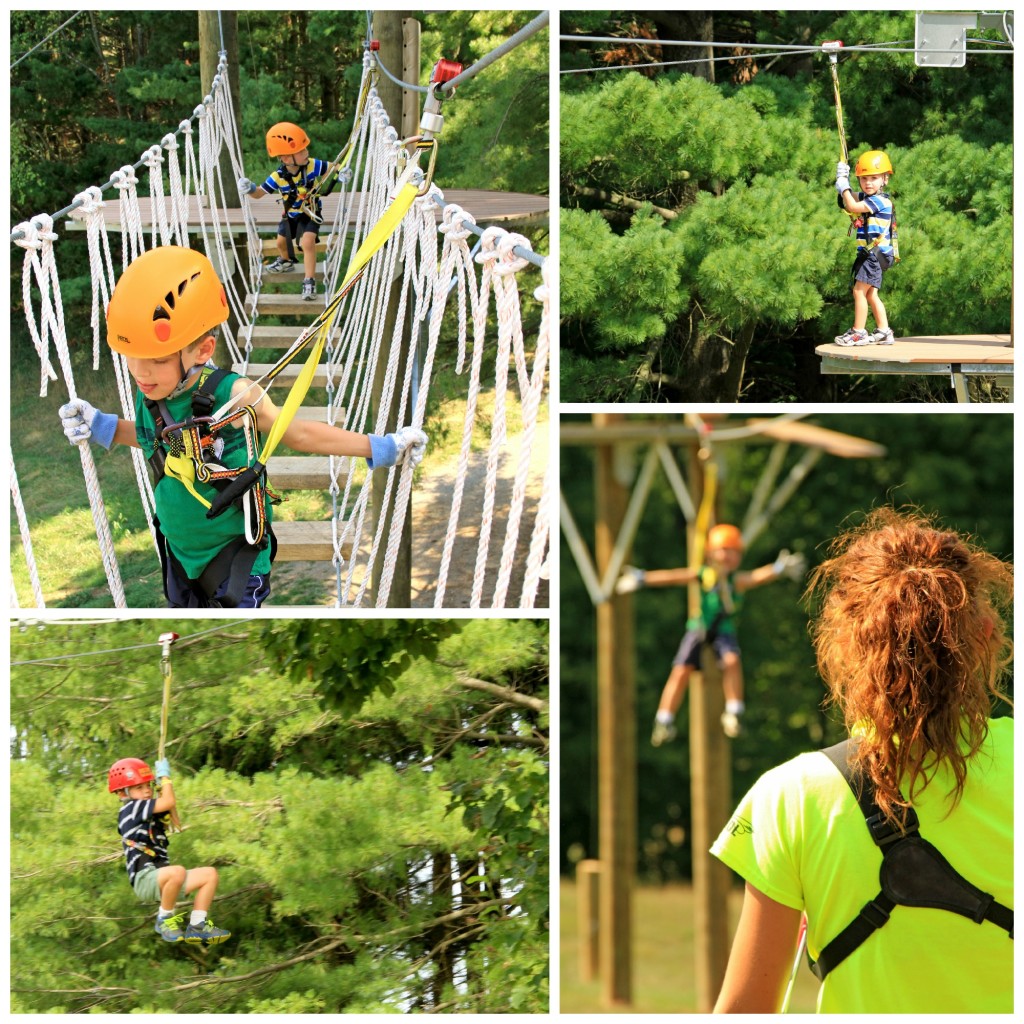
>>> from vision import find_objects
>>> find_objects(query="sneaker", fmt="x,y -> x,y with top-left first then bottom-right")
870,327 -> 895,345
266,257 -> 296,273
834,328 -> 871,347
155,910 -> 187,943
302,277 -> 316,301
720,710 -> 742,739
184,918 -> 232,945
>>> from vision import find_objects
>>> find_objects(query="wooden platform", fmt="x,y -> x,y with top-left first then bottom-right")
816,334 -> 1013,402
64,189 -> 548,232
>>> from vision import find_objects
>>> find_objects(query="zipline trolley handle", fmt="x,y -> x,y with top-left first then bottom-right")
821,39 -> 844,63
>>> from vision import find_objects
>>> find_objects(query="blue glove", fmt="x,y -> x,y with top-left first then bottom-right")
58,399 -> 118,449
367,427 -> 428,469
154,758 -> 171,779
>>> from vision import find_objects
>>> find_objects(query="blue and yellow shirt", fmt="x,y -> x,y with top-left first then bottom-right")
261,158 -> 329,220
855,191 -> 894,258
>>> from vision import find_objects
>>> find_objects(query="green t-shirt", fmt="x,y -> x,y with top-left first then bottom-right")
711,717 -> 1013,1013
135,367 -> 274,579
685,565 -> 742,635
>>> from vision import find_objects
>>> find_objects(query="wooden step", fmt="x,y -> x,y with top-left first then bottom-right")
267,455 -> 347,490
260,264 -> 327,286
254,292 -> 330,317
243,324 -> 312,348
273,519 -> 347,561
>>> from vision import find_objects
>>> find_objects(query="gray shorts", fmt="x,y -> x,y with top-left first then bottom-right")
673,628 -> 741,669
132,864 -> 189,904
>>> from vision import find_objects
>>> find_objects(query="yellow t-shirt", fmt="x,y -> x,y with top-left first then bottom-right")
711,717 -> 1013,1013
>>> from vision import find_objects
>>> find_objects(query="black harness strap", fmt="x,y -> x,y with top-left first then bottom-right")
809,738 -> 1013,981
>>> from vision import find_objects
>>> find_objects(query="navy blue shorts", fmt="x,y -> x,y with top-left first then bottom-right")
673,629 -> 741,669
278,214 -> 320,240
852,249 -> 893,290
163,562 -> 271,609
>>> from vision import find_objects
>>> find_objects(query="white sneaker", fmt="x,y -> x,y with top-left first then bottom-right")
302,277 -> 316,301
871,327 -> 895,345
720,711 -> 742,738
835,328 -> 871,347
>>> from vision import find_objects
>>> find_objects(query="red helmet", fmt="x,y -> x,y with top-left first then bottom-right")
108,757 -> 154,793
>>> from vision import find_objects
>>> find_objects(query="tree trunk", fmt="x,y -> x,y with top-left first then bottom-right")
642,11 -> 715,82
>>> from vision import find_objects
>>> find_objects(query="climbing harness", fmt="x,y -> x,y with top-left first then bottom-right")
808,737 -> 1013,981
158,631 -> 182,832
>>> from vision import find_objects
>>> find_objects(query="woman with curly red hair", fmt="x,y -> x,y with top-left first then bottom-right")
710,508 -> 1013,1013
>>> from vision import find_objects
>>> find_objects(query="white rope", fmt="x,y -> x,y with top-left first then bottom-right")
13,54 -> 549,610
12,216 -> 127,607
10,448 -> 45,608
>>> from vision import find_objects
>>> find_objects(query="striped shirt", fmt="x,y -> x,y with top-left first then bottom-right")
117,798 -> 170,884
260,158 -> 329,219
856,192 -> 894,257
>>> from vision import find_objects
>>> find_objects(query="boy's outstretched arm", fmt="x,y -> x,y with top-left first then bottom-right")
242,380 -> 426,467
735,550 -> 806,592
59,399 -> 141,449
616,565 -> 700,593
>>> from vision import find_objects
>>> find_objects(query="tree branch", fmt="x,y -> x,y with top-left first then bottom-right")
457,677 -> 547,712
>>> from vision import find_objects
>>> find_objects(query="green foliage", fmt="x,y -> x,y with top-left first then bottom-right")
560,12 -> 1013,401
11,619 -> 549,1013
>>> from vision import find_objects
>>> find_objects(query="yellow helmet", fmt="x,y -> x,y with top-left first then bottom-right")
707,524 -> 744,551
106,246 -> 228,358
854,150 -> 893,177
266,121 -> 309,158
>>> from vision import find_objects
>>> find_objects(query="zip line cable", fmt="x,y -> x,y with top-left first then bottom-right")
10,10 -> 87,70
562,50 -> 822,74
10,621 -> 246,666
561,33 -> 1013,55
374,10 -> 549,94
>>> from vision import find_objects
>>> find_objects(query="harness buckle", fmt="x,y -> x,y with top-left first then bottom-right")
867,806 -> 919,847
861,898 -> 892,929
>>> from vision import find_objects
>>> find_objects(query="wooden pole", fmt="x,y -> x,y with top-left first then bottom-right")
370,10 -> 414,605
594,412 -> 634,1006
577,859 -> 601,983
687,443 -> 732,1012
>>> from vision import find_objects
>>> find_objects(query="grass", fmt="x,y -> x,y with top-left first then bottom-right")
559,879 -> 821,1014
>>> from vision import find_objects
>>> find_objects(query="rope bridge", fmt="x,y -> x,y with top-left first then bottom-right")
11,47 -> 549,610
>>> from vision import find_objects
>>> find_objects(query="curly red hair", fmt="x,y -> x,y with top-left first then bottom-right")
807,507 -> 1012,824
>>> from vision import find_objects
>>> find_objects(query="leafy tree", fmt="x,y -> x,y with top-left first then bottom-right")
560,11 -> 1013,401
11,618 -> 549,1013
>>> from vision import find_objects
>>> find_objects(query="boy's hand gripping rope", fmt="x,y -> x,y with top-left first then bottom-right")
158,631 -> 182,832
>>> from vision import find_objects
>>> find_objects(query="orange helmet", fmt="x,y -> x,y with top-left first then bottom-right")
106,246 -> 228,358
854,150 -> 893,177
707,524 -> 744,551
108,757 -> 154,793
266,121 -> 309,158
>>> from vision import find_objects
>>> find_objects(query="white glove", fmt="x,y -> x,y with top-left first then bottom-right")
836,161 -> 850,178
615,565 -> 646,595
835,174 -> 851,195
772,549 -> 807,581
237,176 -> 258,196
652,710 -> 677,747
58,398 -> 117,449
391,426 -> 428,468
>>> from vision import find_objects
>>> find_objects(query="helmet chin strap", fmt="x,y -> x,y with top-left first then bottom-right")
169,358 -> 208,399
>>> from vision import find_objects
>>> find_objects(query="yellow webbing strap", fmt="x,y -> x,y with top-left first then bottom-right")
163,453 -> 213,509
255,178 -> 420,464
691,456 -> 718,572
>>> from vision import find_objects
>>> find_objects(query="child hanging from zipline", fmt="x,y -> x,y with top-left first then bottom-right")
833,149 -> 898,347
59,245 -> 427,609
237,121 -> 330,301
617,523 -> 805,739
109,756 -> 230,945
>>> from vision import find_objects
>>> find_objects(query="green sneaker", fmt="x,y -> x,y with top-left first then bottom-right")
155,910 -> 187,943
184,917 -> 232,945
